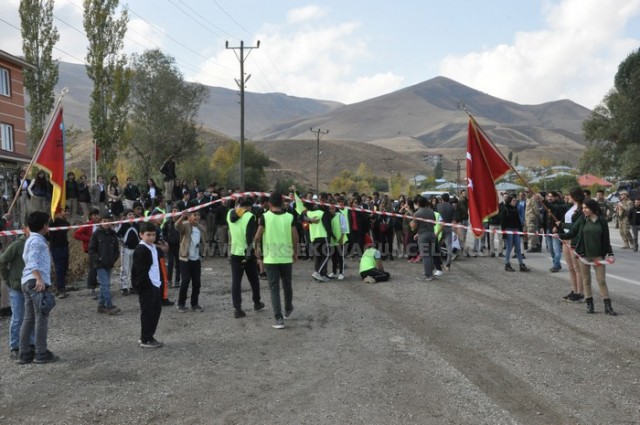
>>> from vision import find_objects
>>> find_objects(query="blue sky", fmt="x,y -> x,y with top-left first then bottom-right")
1,0 -> 639,108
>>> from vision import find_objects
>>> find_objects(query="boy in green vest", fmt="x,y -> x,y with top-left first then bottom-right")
328,202 -> 348,280
227,197 -> 265,318
359,234 -> 390,283
304,203 -> 333,282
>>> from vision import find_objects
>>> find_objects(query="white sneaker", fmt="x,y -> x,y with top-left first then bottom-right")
337,273 -> 345,281
434,270 -> 444,277
363,276 -> 376,284
312,272 -> 323,281
327,273 -> 336,279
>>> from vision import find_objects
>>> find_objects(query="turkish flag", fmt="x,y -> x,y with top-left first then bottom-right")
34,104 -> 66,218
466,119 -> 511,237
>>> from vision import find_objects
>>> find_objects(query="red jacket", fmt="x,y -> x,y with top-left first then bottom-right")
73,220 -> 96,253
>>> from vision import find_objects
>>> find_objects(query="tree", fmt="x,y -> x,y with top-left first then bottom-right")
19,0 -> 59,151
514,155 -> 519,167
83,0 -> 130,172
508,151 -> 513,163
126,49 -> 208,179
210,141 -> 269,190
582,48 -> 640,178
434,161 -> 443,179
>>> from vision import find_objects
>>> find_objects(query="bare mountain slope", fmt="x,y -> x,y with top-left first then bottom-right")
256,77 -> 591,165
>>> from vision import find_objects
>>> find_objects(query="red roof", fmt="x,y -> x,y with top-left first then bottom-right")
577,174 -> 612,187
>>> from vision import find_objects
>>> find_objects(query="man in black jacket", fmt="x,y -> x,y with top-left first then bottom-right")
160,155 -> 177,202
132,221 -> 164,348
88,215 -> 121,315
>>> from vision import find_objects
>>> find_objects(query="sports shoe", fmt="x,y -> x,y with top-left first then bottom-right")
121,288 -> 130,296
284,306 -> 294,319
433,270 -> 444,277
57,290 -> 68,299
566,292 -> 582,302
259,272 -> 267,279
97,305 -> 108,314
10,348 -> 19,360
320,275 -> 331,282
191,305 -> 204,312
176,305 -> 188,313
327,273 -> 336,279
505,264 -> 515,272
161,299 -> 175,306
234,309 -> 246,318
519,264 -> 531,272
17,351 -> 35,365
490,253 -> 496,258
549,267 -> 560,273
139,338 -> 163,348
106,306 -> 121,315
337,273 -> 345,281
253,301 -> 266,311
562,291 -> 575,301
363,276 -> 376,284
312,272 -> 323,281
34,350 -> 60,364
273,318 -> 285,329
416,275 -> 434,282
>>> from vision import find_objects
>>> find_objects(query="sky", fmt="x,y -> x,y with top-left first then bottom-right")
1,0 -> 639,109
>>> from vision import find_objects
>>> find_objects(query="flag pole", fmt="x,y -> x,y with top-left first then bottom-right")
459,102 -> 562,226
6,88 -> 69,219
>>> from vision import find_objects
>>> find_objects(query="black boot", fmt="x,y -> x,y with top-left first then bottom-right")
604,299 -> 617,316
586,297 -> 594,314
519,263 -> 530,272
505,263 -> 515,272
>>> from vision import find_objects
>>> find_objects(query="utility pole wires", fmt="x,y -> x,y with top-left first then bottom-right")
226,40 -> 260,190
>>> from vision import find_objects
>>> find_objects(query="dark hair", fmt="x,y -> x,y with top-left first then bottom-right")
568,186 -> 585,203
27,211 -> 49,232
139,221 -> 156,234
417,196 -> 428,208
89,208 -> 100,217
441,193 -> 450,202
583,189 -> 591,197
133,201 -> 143,209
584,199 -> 600,216
270,192 -> 284,207
505,195 -> 515,205
596,189 -> 605,194
550,191 -> 559,198
240,197 -> 254,208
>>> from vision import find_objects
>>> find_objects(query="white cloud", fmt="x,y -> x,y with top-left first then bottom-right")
190,12 -> 404,104
438,0 -> 640,108
287,5 -> 326,24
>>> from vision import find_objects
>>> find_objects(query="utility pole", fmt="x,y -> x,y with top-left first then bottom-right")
310,127 -> 329,192
226,40 -> 260,190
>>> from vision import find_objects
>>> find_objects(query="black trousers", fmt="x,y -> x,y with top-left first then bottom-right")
331,244 -> 344,275
230,255 -> 261,310
166,245 -> 180,284
360,268 -> 390,282
139,284 -> 162,343
312,238 -> 330,276
178,259 -> 201,307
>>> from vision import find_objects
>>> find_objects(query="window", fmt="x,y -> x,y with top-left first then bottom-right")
0,123 -> 14,151
0,67 -> 9,96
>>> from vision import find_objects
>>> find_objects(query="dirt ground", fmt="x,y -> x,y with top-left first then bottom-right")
1,253 -> 639,425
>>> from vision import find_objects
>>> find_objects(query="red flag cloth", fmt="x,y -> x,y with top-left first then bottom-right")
466,119 -> 511,237
34,104 -> 65,218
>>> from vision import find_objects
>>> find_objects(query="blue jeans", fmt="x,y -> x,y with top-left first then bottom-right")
97,268 -> 114,308
9,288 -> 34,350
20,280 -> 50,356
545,235 -> 562,269
504,230 -> 523,265
418,232 -> 436,278
266,263 -> 293,320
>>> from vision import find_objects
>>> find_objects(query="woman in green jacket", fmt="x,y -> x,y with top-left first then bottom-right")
557,199 -> 616,315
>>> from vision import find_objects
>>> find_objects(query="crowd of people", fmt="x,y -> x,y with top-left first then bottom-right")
1,157 -> 639,362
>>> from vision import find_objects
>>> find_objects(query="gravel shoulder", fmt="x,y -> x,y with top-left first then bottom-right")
1,254 -> 639,425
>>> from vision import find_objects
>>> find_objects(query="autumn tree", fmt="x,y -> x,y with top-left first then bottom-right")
126,49 -> 207,180
211,141 -> 269,190
83,0 -> 130,171
19,0 -> 59,150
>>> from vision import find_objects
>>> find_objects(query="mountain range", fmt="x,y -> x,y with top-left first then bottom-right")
56,61 -> 592,188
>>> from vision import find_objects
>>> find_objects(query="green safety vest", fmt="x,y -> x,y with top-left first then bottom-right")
307,209 -> 327,241
330,213 -> 343,246
359,247 -> 378,273
227,210 -> 253,256
434,211 -> 442,242
262,211 -> 294,264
